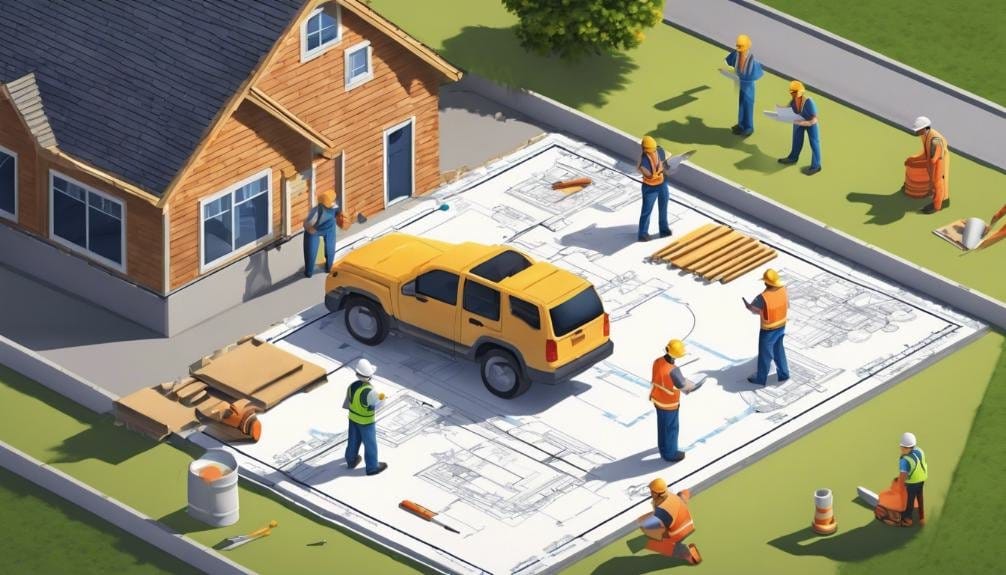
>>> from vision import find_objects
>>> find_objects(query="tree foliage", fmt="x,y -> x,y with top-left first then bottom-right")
502,0 -> 663,60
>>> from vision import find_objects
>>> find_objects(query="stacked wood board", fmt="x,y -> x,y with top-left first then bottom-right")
114,336 -> 327,441
648,223 -> 777,284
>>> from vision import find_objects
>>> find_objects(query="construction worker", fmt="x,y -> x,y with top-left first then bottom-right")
637,478 -> 702,565
743,269 -> 790,385
777,81 -> 822,175
898,432 -> 927,526
343,359 -> 388,476
722,34 -> 764,137
637,136 -> 672,242
303,190 -> 340,278
906,117 -> 951,214
651,339 -> 699,462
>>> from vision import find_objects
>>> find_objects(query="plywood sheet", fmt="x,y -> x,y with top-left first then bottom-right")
194,341 -> 303,397
251,362 -> 328,410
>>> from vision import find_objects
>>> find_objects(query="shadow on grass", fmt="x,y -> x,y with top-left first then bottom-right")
653,116 -> 784,174
49,421 -> 155,464
440,26 -> 636,109
157,508 -> 221,535
769,522 -> 917,562
654,86 -> 710,112
592,536 -> 691,574
846,190 -> 930,225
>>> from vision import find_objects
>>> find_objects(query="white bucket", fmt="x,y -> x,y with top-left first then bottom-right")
187,449 -> 239,526
962,218 -> 987,250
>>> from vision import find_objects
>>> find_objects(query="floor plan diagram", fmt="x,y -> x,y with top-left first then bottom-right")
191,135 -> 983,575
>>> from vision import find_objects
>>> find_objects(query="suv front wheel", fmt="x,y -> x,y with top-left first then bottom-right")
480,349 -> 531,399
343,296 -> 390,346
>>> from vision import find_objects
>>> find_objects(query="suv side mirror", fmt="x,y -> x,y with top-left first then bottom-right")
402,281 -> 417,297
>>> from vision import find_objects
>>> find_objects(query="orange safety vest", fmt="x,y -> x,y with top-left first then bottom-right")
641,150 -> 665,186
760,286 -> 788,330
654,493 -> 694,544
651,356 -> 681,410
922,128 -> 950,177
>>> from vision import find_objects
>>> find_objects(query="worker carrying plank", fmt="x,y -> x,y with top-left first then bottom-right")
903,116 -> 950,214
651,340 -> 701,462
343,359 -> 388,476
636,136 -> 673,242
743,269 -> 790,386
637,478 -> 702,565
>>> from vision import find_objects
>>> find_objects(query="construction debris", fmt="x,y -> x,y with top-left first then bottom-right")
648,224 -> 777,283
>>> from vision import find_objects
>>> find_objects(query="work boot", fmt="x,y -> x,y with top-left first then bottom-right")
803,166 -> 822,176
366,462 -> 388,476
778,157 -> 797,165
920,199 -> 950,214
659,230 -> 673,238
347,455 -> 362,469
687,544 -> 703,565
638,234 -> 653,242
900,518 -> 913,527
666,451 -> 685,462
730,125 -> 743,134
739,130 -> 753,138
747,375 -> 765,385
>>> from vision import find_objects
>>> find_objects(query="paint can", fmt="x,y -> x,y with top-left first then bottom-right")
812,488 -> 837,535
187,449 -> 239,526
962,218 -> 987,250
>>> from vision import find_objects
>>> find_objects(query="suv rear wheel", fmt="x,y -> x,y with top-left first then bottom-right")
343,296 -> 390,346
480,349 -> 531,399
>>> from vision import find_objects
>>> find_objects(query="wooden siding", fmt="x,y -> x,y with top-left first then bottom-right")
167,101 -> 312,290
0,93 -> 162,291
256,5 -> 442,224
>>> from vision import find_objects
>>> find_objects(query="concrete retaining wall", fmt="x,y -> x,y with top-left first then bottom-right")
0,441 -> 252,575
0,332 -> 117,412
457,73 -> 1006,330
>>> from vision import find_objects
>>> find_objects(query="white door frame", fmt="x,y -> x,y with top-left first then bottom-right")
382,116 -> 415,208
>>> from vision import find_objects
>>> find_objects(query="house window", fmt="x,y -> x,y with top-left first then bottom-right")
301,5 -> 341,62
49,172 -> 125,271
201,169 -> 272,270
0,146 -> 15,221
345,41 -> 373,89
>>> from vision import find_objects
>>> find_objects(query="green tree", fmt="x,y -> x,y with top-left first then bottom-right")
502,0 -> 663,60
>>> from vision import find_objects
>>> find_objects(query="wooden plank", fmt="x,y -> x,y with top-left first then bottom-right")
671,231 -> 743,268
721,251 -> 778,284
693,238 -> 760,276
659,226 -> 733,261
700,239 -> 760,277
709,246 -> 774,282
649,223 -> 718,260
677,235 -> 747,271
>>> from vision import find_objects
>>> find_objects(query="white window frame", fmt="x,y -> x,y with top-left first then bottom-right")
0,144 -> 16,222
199,168 -> 274,273
344,40 -> 374,90
382,117 -> 416,208
48,170 -> 127,273
300,4 -> 342,63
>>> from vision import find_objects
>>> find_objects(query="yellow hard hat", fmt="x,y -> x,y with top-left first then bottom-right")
641,135 -> 657,151
789,80 -> 805,94
665,339 -> 685,358
736,34 -> 751,51
649,478 -> 668,494
762,268 -> 783,287
318,190 -> 336,208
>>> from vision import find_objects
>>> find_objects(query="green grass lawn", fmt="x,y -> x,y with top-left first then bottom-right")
0,330 -> 1001,575
0,466 -> 199,575
370,0 -> 1006,303
759,0 -> 1006,106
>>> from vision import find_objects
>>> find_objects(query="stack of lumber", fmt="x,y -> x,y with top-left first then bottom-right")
114,377 -> 231,441
648,223 -> 777,284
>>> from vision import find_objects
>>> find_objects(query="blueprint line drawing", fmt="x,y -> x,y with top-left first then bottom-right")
202,134 -> 983,575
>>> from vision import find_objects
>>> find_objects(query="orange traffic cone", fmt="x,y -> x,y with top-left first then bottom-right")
812,488 -> 837,535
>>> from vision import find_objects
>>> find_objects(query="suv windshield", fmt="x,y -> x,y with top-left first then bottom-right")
470,250 -> 532,283
549,287 -> 604,337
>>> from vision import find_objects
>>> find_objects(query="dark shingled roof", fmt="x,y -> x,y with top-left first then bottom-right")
0,0 -> 305,196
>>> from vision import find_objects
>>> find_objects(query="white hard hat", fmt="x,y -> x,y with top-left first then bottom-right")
355,358 -> 377,378
899,432 -> 917,448
912,116 -> 931,131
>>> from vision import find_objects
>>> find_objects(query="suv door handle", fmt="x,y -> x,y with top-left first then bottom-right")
415,296 -> 428,303
468,318 -> 484,327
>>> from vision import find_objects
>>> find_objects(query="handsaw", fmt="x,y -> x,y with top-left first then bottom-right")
220,520 -> 278,550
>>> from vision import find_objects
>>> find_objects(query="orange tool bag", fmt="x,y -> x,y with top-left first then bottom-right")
873,478 -> 917,525
903,157 -> 932,198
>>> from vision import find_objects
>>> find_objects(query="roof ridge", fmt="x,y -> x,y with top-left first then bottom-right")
5,73 -> 58,149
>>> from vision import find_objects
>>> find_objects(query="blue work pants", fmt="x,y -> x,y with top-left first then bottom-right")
656,407 -> 680,461
738,82 -> 756,133
755,326 -> 790,385
303,224 -> 336,278
787,125 -> 822,169
638,183 -> 671,239
345,421 -> 379,473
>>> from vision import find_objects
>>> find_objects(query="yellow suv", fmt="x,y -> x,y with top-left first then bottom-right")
324,233 -> 613,398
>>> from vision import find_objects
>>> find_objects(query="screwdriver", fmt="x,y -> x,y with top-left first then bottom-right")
399,500 -> 461,534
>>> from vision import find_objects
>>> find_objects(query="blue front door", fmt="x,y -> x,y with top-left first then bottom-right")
386,121 -> 412,204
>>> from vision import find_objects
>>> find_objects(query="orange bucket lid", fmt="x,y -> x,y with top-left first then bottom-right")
199,465 -> 224,483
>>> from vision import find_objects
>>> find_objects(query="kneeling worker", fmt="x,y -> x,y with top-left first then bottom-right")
637,478 -> 702,565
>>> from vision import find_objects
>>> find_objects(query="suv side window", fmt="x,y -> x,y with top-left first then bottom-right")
509,296 -> 540,329
463,279 -> 500,320
415,270 -> 459,305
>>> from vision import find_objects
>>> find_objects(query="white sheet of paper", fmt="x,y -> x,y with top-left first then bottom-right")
764,106 -> 801,123
719,68 -> 739,81
663,150 -> 696,174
